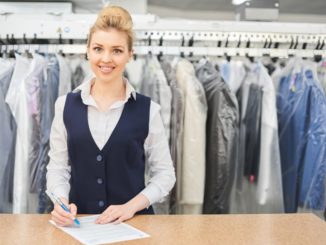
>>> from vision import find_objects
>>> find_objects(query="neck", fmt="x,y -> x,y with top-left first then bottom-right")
91,77 -> 126,99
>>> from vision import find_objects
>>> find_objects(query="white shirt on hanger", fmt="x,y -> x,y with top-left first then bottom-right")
6,54 -> 46,213
175,59 -> 207,214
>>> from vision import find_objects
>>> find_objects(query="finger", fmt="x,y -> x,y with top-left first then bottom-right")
96,213 -> 111,224
51,211 -> 73,226
97,211 -> 118,224
69,203 -> 78,216
104,206 -> 114,214
112,217 -> 123,225
55,203 -> 75,220
52,209 -> 74,224
96,207 -> 114,224
104,212 -> 121,224
95,213 -> 107,224
54,203 -> 70,217
51,211 -> 63,226
100,216 -> 118,224
52,216 -> 66,226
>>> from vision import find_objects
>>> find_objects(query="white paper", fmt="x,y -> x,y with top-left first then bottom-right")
49,215 -> 150,245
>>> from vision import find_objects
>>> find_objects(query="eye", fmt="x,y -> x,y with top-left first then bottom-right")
93,47 -> 102,52
113,49 -> 123,54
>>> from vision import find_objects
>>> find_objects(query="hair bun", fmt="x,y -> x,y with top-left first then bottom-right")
87,6 -> 134,51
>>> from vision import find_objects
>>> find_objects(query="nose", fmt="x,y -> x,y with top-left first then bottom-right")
101,51 -> 112,63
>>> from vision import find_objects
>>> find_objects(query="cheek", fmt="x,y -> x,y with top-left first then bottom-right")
88,59 -> 100,73
88,55 -> 100,66
116,56 -> 130,66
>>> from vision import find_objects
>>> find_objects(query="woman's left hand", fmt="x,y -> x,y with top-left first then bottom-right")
95,203 -> 137,224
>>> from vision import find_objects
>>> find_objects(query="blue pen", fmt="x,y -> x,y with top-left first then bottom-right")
47,191 -> 80,226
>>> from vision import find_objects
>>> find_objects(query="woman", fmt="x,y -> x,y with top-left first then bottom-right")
46,5 -> 175,226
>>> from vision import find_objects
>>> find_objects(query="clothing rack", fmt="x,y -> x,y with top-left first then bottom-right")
1,14 -> 326,58
1,44 -> 325,58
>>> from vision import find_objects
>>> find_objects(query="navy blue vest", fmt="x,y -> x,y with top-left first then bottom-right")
63,91 -> 154,214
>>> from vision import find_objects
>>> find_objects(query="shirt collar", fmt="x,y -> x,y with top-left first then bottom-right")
73,75 -> 137,106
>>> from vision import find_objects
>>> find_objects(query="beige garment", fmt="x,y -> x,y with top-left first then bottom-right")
175,59 -> 207,214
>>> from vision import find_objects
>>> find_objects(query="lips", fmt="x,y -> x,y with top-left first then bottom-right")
99,65 -> 115,74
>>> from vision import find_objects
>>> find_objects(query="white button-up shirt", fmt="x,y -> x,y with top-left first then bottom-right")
46,77 -> 176,206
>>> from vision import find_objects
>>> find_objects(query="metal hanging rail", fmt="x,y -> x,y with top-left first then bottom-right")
0,14 -> 325,57
1,44 -> 325,58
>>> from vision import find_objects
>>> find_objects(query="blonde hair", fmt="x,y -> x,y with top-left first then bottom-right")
87,6 -> 133,51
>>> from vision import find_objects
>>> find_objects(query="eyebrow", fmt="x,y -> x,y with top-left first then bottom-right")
92,43 -> 125,49
92,43 -> 103,47
112,46 -> 125,49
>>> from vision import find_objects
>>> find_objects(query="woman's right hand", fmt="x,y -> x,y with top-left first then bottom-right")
50,197 -> 78,226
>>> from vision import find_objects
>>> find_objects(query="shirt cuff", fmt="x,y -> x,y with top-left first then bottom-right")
140,183 -> 163,206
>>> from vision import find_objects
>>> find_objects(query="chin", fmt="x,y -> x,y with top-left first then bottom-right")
98,74 -> 119,83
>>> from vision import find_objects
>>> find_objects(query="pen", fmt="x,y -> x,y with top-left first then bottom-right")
46,191 -> 80,226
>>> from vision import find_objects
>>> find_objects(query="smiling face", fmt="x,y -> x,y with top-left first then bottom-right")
87,28 -> 132,84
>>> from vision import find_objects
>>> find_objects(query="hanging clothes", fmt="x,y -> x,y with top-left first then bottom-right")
277,58 -> 326,212
231,61 -> 284,214
138,55 -> 172,214
229,61 -> 252,213
139,56 -> 172,143
26,53 -> 47,194
37,55 -> 60,213
160,56 -> 185,214
242,83 -> 263,181
125,57 -> 145,90
175,58 -> 207,214
56,54 -> 72,96
67,55 -> 82,90
0,59 -> 16,213
67,55 -> 91,90
254,62 -> 284,212
5,54 -> 34,213
271,63 -> 284,91
195,58 -> 239,214
317,59 -> 326,95
215,59 -> 246,94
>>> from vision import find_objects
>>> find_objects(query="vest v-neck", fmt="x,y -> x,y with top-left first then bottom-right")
84,96 -> 131,153
64,90 -> 153,214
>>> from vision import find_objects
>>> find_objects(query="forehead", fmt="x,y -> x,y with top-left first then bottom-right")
90,28 -> 128,47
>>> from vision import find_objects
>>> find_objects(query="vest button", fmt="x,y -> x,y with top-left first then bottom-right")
97,178 -> 103,184
98,200 -> 104,207
96,154 -> 103,162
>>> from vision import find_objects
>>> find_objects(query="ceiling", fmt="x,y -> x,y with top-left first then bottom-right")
149,0 -> 326,15
2,0 -> 326,16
